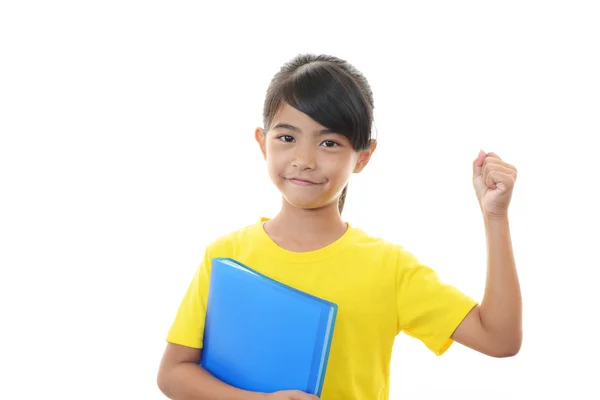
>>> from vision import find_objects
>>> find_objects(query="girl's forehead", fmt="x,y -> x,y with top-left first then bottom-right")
271,103 -> 328,132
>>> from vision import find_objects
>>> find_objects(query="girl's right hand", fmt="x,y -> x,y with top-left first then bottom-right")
263,390 -> 320,400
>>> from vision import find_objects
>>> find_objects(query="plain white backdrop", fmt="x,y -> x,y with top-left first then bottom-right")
1,1 -> 599,399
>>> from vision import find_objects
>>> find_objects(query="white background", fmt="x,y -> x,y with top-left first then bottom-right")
1,1 -> 599,399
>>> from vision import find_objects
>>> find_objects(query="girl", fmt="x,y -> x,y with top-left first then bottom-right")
157,53 -> 522,400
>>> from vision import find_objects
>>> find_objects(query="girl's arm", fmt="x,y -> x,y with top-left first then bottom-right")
157,343 -> 319,400
451,151 -> 522,357
157,343 -> 263,400
451,215 -> 522,357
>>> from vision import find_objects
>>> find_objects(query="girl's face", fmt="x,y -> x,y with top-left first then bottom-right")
255,103 -> 375,210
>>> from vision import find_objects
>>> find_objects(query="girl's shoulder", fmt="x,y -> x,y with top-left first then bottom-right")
347,225 -> 426,269
347,224 -> 402,251
201,218 -> 266,256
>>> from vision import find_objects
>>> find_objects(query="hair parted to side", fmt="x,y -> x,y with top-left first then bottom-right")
262,53 -> 375,214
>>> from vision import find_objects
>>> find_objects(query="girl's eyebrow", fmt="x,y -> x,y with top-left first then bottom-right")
273,123 -> 335,135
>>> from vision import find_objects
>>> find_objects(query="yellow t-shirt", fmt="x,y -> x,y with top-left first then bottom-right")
166,218 -> 478,399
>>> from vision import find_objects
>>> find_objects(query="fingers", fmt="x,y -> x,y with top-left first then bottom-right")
485,170 -> 517,190
472,149 -> 487,177
479,153 -> 517,190
482,161 -> 517,181
483,153 -> 517,173
287,390 -> 319,400
300,393 -> 319,400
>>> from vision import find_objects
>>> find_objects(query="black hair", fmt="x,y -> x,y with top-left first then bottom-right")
262,53 -> 375,214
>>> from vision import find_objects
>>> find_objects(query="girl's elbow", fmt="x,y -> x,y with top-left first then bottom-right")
490,335 -> 522,358
157,367 -> 174,397
493,344 -> 520,358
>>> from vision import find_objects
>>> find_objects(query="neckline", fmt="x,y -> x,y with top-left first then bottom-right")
254,217 -> 356,263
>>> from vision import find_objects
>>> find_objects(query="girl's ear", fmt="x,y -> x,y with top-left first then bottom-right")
255,128 -> 267,159
354,139 -> 377,173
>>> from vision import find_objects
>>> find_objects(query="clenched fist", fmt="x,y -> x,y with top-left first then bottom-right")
473,150 -> 518,219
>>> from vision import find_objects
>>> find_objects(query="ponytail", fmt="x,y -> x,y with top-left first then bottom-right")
338,185 -> 348,214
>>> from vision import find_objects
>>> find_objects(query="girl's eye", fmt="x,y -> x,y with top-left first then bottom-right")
321,140 -> 339,148
279,135 -> 295,143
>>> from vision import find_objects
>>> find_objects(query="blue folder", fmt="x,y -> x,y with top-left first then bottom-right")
200,257 -> 338,397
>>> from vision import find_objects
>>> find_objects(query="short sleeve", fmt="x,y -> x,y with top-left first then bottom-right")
166,248 -> 212,349
396,246 -> 478,356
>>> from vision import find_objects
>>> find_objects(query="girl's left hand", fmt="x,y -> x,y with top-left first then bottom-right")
472,150 -> 518,218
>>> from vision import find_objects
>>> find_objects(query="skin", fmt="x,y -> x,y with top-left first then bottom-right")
157,103 -> 522,399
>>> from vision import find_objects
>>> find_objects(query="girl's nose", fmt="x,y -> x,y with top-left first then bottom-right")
291,149 -> 316,170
